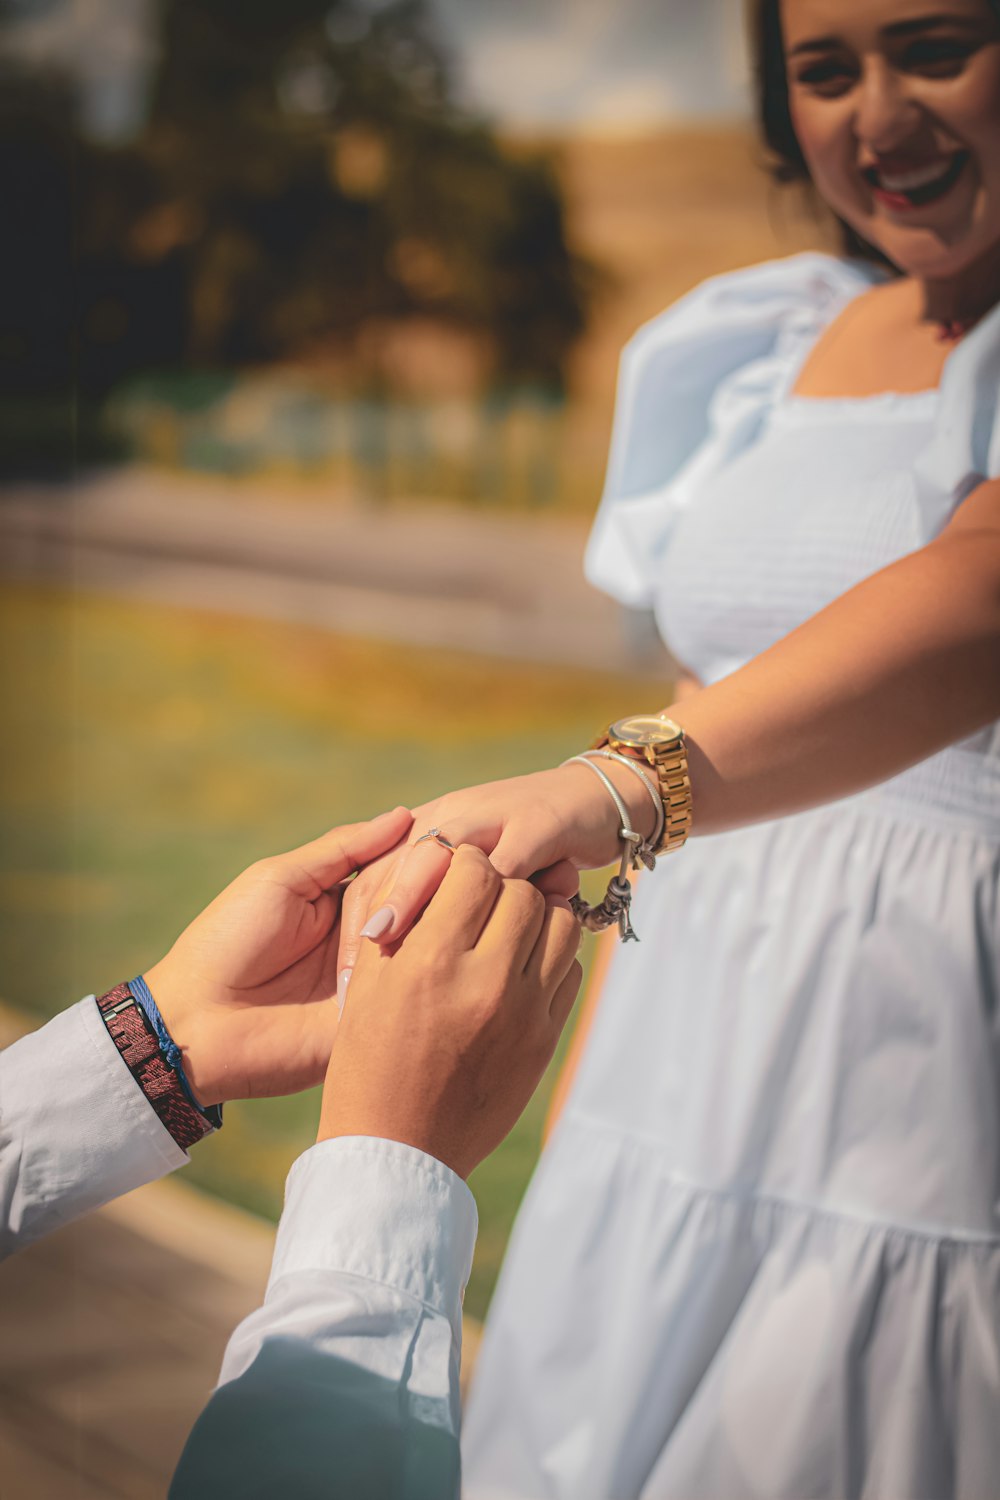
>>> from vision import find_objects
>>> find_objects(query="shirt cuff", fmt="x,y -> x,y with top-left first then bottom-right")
270,1137 -> 479,1348
0,998 -> 188,1256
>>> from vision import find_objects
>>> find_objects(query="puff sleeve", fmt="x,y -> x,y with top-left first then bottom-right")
914,297 -> 1000,535
584,252 -> 881,607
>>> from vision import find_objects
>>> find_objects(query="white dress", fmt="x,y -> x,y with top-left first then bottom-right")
463,254 -> 1000,1500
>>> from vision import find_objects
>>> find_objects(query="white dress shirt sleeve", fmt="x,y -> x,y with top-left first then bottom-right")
170,1136 -> 479,1500
0,997 -> 188,1259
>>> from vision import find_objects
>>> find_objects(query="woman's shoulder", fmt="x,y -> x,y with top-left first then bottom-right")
589,254 -> 882,608
627,252 -> 883,356
607,253 -> 881,505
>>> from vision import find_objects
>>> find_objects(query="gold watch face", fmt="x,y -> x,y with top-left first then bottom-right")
610,714 -> 683,748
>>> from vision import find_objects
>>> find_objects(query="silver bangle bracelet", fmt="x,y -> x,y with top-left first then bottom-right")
561,755 -> 650,942
582,749 -> 665,852
563,754 -> 636,842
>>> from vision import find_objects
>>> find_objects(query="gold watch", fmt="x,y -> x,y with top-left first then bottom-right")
593,715 -> 692,856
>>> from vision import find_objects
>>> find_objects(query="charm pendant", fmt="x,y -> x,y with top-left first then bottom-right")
568,873 -> 640,942
567,830 -> 643,941
609,877 -> 639,942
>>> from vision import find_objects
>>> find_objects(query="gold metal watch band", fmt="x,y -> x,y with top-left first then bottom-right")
593,722 -> 693,858
648,741 -> 692,855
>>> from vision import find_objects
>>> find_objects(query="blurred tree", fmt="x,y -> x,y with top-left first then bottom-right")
0,57 -> 82,473
0,0 -> 595,473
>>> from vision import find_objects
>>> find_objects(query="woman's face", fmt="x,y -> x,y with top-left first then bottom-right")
781,0 -> 1000,280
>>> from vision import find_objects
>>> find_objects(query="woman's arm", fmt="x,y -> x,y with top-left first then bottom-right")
340,479 -> 1000,959
671,669 -> 703,703
670,476 -> 1000,833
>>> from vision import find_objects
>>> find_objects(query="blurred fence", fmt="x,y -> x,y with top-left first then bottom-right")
108,372 -> 574,509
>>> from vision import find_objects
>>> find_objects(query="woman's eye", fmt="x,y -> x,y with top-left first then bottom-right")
794,60 -> 855,95
902,39 -> 975,75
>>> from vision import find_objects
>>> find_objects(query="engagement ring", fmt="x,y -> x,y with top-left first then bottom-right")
414,827 -> 457,854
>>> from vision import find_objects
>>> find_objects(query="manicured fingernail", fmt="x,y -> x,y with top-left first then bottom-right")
336,969 -> 351,1017
360,905 -> 395,941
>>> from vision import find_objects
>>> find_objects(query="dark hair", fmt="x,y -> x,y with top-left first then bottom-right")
751,0 -> 1000,265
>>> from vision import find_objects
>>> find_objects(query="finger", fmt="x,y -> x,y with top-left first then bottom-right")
549,959 -> 585,1033
532,859 -> 580,901
363,835 -> 472,945
417,845 -> 504,951
273,808 -> 413,897
473,877 -> 548,972
525,898 -> 582,994
338,848 -> 401,980
292,886 -> 344,956
490,813 -> 562,881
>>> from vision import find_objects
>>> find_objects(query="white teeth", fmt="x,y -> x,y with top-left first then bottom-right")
876,158 -> 956,192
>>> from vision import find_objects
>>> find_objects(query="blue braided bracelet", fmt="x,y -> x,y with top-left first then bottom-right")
130,973 -> 222,1126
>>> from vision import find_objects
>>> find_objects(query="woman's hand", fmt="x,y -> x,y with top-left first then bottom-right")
319,845 -> 584,1179
337,759 -> 658,980
144,806 -> 413,1105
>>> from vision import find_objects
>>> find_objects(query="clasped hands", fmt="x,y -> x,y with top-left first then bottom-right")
144,759 -> 648,1180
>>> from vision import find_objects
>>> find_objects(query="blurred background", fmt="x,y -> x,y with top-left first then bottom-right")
0,0 -> 838,1491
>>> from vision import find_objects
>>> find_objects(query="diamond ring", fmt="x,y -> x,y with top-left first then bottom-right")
414,827 -> 457,854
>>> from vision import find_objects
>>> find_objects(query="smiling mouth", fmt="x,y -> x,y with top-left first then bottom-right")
863,152 -> 970,209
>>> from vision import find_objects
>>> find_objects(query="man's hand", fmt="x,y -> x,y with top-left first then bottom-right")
319,845 -> 584,1180
144,807 -> 413,1105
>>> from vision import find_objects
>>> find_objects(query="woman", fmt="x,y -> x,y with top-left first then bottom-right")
341,0 -> 1000,1493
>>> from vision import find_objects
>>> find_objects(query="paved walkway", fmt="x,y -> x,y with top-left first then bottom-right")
0,1005 -> 481,1499
0,469 -> 669,677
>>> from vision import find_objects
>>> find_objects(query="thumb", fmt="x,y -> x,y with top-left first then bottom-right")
273,807 -> 414,895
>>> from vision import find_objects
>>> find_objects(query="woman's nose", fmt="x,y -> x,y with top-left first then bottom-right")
854,58 -> 921,152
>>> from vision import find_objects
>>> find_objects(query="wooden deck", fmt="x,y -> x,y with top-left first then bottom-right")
0,1170 -> 275,1499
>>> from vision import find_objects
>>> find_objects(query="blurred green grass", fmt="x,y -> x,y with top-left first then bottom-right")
0,583 -> 661,1318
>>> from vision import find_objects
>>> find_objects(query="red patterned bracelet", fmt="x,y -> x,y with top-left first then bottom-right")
96,982 -> 221,1151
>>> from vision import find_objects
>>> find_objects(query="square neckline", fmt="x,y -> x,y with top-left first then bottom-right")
778,275 -> 980,412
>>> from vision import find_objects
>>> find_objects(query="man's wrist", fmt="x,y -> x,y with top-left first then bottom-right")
317,1113 -> 475,1181
143,958 -> 219,1105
